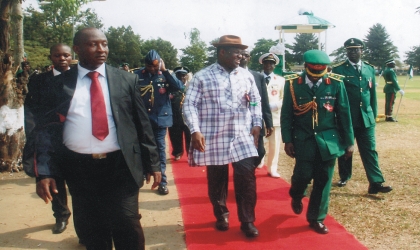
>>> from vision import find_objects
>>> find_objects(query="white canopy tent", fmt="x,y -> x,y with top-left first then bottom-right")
273,9 -> 335,72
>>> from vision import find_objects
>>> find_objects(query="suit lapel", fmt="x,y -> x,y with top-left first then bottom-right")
105,64 -> 121,123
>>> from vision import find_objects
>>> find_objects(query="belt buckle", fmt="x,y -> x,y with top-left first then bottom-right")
92,153 -> 107,159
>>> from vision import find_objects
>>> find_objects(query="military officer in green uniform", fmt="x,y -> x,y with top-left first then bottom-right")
332,38 -> 393,194
382,59 -> 404,122
281,50 -> 354,234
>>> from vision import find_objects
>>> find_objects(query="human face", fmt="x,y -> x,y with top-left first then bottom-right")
346,47 -> 362,64
176,72 -> 188,83
219,47 -> 243,72
239,51 -> 250,68
49,45 -> 72,72
122,65 -> 129,71
73,29 -> 109,70
145,63 -> 159,74
263,61 -> 275,75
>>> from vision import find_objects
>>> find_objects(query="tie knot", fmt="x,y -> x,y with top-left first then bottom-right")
265,76 -> 271,83
88,71 -> 100,79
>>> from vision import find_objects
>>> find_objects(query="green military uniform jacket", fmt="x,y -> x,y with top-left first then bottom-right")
281,72 -> 354,161
382,66 -> 401,94
332,59 -> 377,128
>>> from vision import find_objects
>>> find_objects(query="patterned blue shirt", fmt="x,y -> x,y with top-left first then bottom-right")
183,63 -> 262,166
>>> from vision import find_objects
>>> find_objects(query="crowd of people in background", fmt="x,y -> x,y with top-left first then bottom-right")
19,28 -> 399,249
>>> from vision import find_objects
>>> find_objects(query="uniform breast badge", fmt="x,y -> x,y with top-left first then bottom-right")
323,102 -> 333,112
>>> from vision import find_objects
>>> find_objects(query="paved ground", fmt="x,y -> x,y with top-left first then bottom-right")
0,160 -> 186,250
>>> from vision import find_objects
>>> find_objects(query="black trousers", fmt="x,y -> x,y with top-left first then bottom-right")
51,176 -> 71,222
59,148 -> 144,250
207,157 -> 257,223
168,123 -> 191,157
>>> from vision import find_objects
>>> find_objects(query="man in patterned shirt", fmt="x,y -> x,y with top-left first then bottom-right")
183,35 -> 262,238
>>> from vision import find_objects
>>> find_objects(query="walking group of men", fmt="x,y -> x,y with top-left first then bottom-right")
23,28 -> 396,249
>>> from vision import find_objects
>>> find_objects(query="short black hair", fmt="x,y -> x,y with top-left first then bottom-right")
50,43 -> 71,54
73,27 -> 97,46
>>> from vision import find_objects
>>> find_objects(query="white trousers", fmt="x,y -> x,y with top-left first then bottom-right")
264,126 -> 281,174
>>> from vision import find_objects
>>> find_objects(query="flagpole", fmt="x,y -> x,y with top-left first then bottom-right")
394,67 -> 411,120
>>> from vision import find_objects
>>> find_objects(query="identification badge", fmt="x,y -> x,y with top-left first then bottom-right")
323,103 -> 333,112
159,87 -> 166,94
271,90 -> 278,96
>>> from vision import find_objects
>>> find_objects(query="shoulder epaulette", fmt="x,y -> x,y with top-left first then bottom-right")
363,61 -> 374,67
331,61 -> 346,68
283,73 -> 299,81
327,72 -> 345,82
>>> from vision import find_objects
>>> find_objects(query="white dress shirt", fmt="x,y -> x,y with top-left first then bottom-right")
63,63 -> 120,154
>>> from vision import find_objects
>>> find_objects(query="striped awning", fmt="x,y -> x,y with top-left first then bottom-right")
274,10 -> 335,33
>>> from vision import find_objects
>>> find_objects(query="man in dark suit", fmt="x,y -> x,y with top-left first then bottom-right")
239,49 -> 273,167
25,43 -> 73,235
26,28 -> 161,250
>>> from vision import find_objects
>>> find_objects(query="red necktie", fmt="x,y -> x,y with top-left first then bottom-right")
88,71 -> 109,141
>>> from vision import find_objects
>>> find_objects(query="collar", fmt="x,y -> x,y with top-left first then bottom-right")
78,63 -> 106,79
263,72 -> 274,78
305,74 -> 322,88
348,59 -> 361,68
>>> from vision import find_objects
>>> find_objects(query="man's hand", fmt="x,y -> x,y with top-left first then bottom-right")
36,178 -> 57,204
160,59 -> 167,71
250,126 -> 261,148
284,142 -> 295,158
146,171 -> 162,190
344,145 -> 354,160
266,127 -> 274,137
191,132 -> 206,152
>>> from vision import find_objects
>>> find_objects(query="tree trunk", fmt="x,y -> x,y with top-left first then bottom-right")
11,0 -> 23,67
0,0 -> 26,172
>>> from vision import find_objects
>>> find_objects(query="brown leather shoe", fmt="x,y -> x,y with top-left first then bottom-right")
215,217 -> 229,231
291,198 -> 303,214
309,221 -> 329,234
368,183 -> 393,194
240,222 -> 259,238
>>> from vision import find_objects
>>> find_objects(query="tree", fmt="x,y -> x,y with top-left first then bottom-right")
329,46 -> 347,64
205,38 -> 218,67
405,45 -> 420,70
141,38 -> 178,70
248,38 -> 278,71
180,28 -> 207,73
286,33 -> 319,65
106,26 -> 142,68
363,23 -> 398,68
76,8 -> 103,30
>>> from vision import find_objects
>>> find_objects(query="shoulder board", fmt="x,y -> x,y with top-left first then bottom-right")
283,74 -> 299,81
363,61 -> 374,67
331,61 -> 346,68
327,72 -> 345,82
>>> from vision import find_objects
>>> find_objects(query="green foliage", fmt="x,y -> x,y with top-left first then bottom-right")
404,45 -> 420,69
75,8 -> 104,31
330,46 -> 347,63
106,26 -> 142,68
248,38 -> 278,71
363,23 -> 399,68
141,38 -> 178,70
23,40 -> 51,70
205,38 -> 218,67
286,33 -> 319,65
180,28 -> 207,73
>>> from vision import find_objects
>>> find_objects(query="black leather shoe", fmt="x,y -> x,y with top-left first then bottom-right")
158,185 -> 169,195
386,117 -> 397,122
309,221 -> 329,234
215,217 -> 229,231
368,183 -> 393,194
240,222 -> 259,238
52,219 -> 68,234
337,179 -> 347,187
291,198 -> 303,214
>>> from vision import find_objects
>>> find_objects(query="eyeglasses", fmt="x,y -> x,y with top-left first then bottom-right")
227,49 -> 244,56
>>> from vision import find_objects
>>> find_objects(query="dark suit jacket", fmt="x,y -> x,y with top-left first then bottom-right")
23,65 -> 160,188
250,70 -> 273,131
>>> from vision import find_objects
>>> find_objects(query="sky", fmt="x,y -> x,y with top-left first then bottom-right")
22,0 -> 420,61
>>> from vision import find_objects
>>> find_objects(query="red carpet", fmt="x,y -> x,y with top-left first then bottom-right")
171,155 -> 368,250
